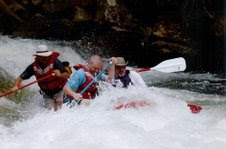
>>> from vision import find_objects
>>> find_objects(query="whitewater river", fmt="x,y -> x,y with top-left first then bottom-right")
0,36 -> 225,149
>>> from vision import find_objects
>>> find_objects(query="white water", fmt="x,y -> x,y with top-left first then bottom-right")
0,36 -> 226,149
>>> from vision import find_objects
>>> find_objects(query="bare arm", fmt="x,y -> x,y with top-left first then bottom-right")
53,59 -> 70,79
105,57 -> 117,83
63,85 -> 82,100
53,70 -> 70,79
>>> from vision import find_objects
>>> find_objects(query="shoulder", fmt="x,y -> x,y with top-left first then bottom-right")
129,70 -> 143,80
67,69 -> 86,86
70,69 -> 85,79
25,64 -> 34,72
129,70 -> 140,76
76,69 -> 86,76
54,58 -> 62,64
129,70 -> 146,87
28,63 -> 34,68
53,58 -> 66,71
73,64 -> 89,71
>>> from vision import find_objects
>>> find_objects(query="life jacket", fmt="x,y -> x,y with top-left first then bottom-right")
73,64 -> 89,72
115,70 -> 133,88
32,52 -> 67,93
73,64 -> 97,99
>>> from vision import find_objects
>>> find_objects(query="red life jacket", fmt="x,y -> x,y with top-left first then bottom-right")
74,64 -> 97,99
32,52 -> 67,91
73,64 -> 89,72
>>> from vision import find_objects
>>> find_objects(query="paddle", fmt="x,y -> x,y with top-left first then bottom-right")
68,61 -> 113,107
0,73 -> 54,98
135,57 -> 186,73
134,58 -> 201,113
117,57 -> 200,113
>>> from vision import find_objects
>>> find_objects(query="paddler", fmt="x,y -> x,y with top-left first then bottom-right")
113,57 -> 146,88
63,55 -> 117,105
12,45 -> 70,111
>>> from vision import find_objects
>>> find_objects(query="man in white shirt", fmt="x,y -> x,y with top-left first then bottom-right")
114,57 -> 146,88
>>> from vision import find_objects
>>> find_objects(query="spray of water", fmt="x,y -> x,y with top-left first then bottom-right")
0,36 -> 226,149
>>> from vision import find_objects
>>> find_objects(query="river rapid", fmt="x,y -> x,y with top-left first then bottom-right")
0,36 -> 225,149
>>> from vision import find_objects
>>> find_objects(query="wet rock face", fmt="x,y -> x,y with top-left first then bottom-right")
43,0 -> 71,13
0,0 -> 224,73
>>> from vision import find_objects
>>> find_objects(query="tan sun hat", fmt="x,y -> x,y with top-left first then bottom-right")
34,45 -> 52,57
115,57 -> 128,66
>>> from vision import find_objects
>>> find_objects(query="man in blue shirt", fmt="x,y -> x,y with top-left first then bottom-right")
63,55 -> 116,105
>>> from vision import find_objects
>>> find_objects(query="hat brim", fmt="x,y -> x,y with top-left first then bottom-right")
33,51 -> 52,57
115,62 -> 128,66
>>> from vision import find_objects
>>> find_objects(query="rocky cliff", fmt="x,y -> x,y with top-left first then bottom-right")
0,0 -> 225,73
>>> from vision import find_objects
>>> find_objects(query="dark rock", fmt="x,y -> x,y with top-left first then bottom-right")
0,0 -> 224,73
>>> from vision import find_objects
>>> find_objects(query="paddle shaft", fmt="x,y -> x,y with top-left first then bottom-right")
0,73 -> 54,98
81,62 -> 112,94
136,68 -> 151,72
0,63 -> 81,98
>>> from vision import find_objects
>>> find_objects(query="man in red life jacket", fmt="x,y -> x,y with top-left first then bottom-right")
63,55 -> 117,106
12,45 -> 70,111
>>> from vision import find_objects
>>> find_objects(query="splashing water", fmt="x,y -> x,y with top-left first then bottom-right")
0,36 -> 225,149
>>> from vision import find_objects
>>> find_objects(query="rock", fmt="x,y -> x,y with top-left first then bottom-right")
73,6 -> 92,22
104,1 -> 132,27
71,0 -> 96,7
107,0 -> 116,6
8,1 -> 25,12
0,0 -> 24,22
43,0 -> 70,13
32,0 -> 42,5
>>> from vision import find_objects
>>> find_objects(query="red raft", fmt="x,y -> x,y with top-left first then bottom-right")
113,100 -> 202,114
113,100 -> 151,110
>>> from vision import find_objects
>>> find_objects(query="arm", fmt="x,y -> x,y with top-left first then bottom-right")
53,70 -> 70,79
12,64 -> 34,90
105,57 -> 117,83
63,85 -> 82,100
129,71 -> 147,87
12,77 -> 23,91
63,69 -> 85,100
53,59 -> 70,79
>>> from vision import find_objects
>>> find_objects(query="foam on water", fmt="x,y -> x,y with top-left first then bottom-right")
0,86 -> 226,149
